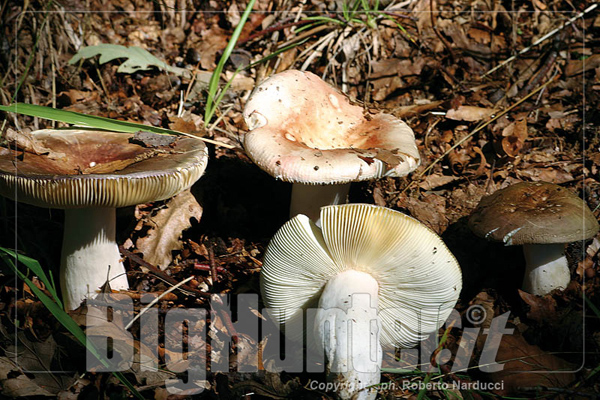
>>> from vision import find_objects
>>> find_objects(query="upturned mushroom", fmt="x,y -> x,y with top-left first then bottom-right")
0,129 -> 208,310
242,70 -> 420,224
468,181 -> 599,296
261,203 -> 462,399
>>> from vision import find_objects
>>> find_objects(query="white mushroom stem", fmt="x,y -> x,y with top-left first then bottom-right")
314,270 -> 381,400
60,208 -> 129,310
521,243 -> 570,296
290,183 -> 351,226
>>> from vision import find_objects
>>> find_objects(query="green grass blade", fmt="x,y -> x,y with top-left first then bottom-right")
0,247 -> 62,309
303,16 -> 345,25
0,103 -> 191,137
204,0 -> 257,126
0,247 -> 144,399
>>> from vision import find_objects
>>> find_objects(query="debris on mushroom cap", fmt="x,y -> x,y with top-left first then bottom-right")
0,129 -> 208,208
468,181 -> 599,245
242,70 -> 420,184
261,203 -> 462,348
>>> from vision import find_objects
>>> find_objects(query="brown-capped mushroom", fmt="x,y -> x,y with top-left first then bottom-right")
0,129 -> 208,309
468,181 -> 599,295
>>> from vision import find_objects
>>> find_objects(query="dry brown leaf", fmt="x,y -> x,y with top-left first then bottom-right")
487,334 -> 576,395
393,100 -> 443,118
3,128 -> 66,160
1,374 -> 55,397
501,118 -> 528,157
518,290 -> 557,323
446,106 -> 494,122
369,58 -> 426,79
402,194 -> 448,234
198,23 -> 228,70
565,54 -> 600,76
418,173 -> 459,190
516,168 -> 574,183
136,189 -> 203,270
467,28 -> 491,45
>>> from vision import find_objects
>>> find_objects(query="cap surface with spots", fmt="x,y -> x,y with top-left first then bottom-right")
242,70 -> 420,184
468,181 -> 599,245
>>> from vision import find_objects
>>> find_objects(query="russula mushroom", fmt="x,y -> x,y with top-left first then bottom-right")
0,129 -> 208,310
242,70 -> 420,224
468,181 -> 599,296
261,203 -> 462,399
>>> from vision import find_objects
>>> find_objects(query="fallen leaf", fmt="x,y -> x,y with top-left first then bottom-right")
565,54 -> 600,76
418,173 -> 460,190
487,334 -> 576,395
369,58 -> 427,79
446,106 -> 494,122
518,290 -> 557,323
501,118 -> 528,157
1,374 -> 55,397
130,131 -> 178,148
136,189 -> 203,270
3,128 -> 66,160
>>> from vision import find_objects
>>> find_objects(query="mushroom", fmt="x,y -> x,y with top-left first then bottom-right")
468,181 -> 599,296
0,129 -> 208,310
261,203 -> 462,399
242,70 -> 420,224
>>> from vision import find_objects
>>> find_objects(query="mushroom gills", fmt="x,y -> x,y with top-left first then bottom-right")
314,270 -> 381,400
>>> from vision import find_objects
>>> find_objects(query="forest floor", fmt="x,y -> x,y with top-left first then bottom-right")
1,0 -> 600,399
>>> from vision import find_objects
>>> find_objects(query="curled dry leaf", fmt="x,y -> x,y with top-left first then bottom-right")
446,106 -> 494,122
518,289 -> 557,323
501,118 -> 528,158
136,189 -> 203,270
2,128 -> 66,159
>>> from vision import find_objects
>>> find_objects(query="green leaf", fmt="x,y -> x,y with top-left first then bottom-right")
69,44 -> 188,76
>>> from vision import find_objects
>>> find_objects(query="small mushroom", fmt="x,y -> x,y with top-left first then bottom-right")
242,70 -> 420,225
0,129 -> 208,309
261,204 -> 462,399
468,181 -> 599,296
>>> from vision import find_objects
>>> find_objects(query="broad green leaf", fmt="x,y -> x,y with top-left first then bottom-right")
69,44 -> 188,76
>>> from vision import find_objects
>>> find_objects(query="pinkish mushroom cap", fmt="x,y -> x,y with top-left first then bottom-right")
242,70 -> 420,185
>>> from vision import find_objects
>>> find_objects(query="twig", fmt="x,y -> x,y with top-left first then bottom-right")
124,276 -> 194,330
518,32 -> 563,97
430,0 -> 456,62
207,239 -> 219,283
483,3 -> 598,78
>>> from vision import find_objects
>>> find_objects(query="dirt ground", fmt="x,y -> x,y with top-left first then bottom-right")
1,0 -> 600,398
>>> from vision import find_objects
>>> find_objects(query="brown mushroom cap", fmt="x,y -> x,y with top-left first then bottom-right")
0,129 -> 208,208
468,181 -> 599,245
242,70 -> 420,184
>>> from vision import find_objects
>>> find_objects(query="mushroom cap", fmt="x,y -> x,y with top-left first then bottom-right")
0,129 -> 208,208
261,203 -> 462,348
468,181 -> 599,245
242,70 -> 420,184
